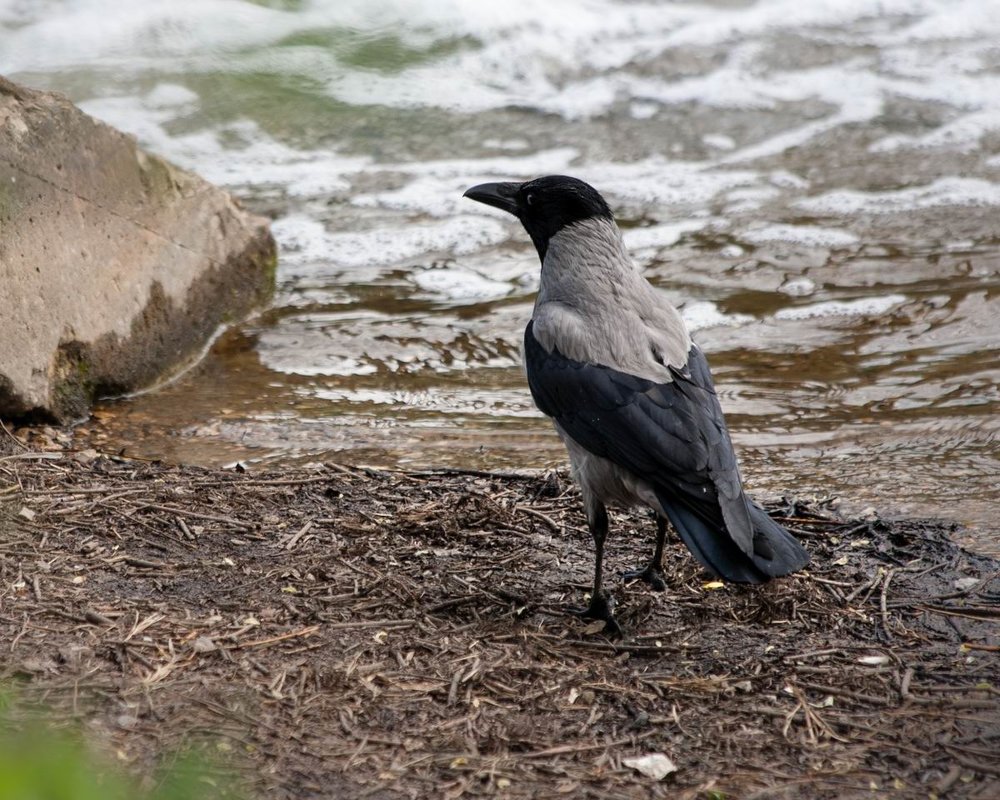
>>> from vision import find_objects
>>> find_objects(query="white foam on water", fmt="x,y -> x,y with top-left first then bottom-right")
5,0 -> 991,139
144,83 -> 199,109
481,139 -> 531,151
68,85 -> 761,276
350,148 -> 580,218
350,154 -> 762,229
412,266 -> 513,302
622,220 -> 706,251
779,278 -> 818,298
586,160 -> 760,208
870,109 -> 1000,153
682,301 -> 754,332
796,178 -> 1000,216
0,0 -> 689,112
77,94 -> 371,197
630,101 -> 660,120
257,315 -> 383,377
311,387 -> 535,417
741,224 -> 860,249
276,356 -> 378,378
768,171 -> 810,190
272,213 -> 510,270
5,0 -> 1000,538
257,308 -> 521,378
703,133 -> 736,151
8,0 -> 999,229
774,295 -> 907,321
875,0 -> 1000,43
0,0 -> 349,72
255,311 -> 385,377
723,185 -> 782,214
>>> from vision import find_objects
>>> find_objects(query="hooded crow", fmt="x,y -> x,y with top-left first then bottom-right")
464,175 -> 810,634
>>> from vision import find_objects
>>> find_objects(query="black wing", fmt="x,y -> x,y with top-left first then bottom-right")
524,320 -> 808,582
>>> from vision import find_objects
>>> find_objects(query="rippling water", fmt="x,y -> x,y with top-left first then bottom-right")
2,0 -> 998,550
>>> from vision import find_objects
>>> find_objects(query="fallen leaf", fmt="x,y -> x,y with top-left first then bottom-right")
191,636 -> 217,653
623,753 -> 677,780
954,577 -> 978,592
702,581 -> 725,590
73,449 -> 99,464
858,655 -> 889,666
18,507 -> 36,521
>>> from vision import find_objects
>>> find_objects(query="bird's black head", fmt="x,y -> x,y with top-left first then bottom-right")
463,175 -> 613,260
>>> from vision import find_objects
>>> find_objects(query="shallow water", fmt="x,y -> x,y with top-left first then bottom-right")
2,0 -> 998,550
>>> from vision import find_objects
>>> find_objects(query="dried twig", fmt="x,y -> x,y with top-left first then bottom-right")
0,452 -> 997,800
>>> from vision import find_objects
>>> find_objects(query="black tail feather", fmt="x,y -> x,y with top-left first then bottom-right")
658,499 -> 768,583
747,502 -> 810,577
658,494 -> 809,584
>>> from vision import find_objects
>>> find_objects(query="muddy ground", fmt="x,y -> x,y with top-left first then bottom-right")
0,430 -> 998,799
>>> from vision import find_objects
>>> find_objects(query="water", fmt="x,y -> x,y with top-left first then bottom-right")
2,0 -> 998,551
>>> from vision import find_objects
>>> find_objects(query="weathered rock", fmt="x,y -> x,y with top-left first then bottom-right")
0,76 -> 276,422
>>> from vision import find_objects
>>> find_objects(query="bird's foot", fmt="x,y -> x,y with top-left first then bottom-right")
569,591 -> 623,637
623,563 -> 667,592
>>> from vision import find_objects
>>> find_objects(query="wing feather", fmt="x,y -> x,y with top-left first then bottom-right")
524,319 -> 755,557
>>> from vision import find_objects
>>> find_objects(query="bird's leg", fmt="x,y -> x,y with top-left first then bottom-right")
569,501 -> 622,636
623,513 -> 668,591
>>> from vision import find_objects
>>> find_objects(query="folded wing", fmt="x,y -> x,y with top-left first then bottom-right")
524,320 -> 809,582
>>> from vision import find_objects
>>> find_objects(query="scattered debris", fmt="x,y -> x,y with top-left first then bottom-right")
623,753 -> 678,780
0,452 -> 998,799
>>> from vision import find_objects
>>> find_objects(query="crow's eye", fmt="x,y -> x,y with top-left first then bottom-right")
524,192 -> 536,206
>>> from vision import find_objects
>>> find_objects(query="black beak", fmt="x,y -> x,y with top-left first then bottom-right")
463,181 -> 520,216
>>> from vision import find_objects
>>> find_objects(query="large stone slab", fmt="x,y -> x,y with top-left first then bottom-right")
0,76 -> 276,422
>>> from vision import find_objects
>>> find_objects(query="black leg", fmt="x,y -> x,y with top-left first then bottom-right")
569,501 -> 622,636
623,514 -> 668,591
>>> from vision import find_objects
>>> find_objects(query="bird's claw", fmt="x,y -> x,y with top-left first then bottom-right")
569,592 -> 623,637
623,564 -> 667,592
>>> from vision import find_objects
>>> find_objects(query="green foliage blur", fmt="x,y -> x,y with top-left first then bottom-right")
0,694 -> 240,800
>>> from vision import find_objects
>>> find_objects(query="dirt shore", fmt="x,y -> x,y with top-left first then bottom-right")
0,431 -> 998,799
